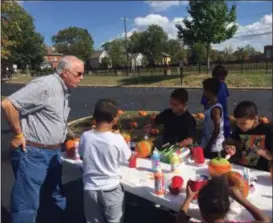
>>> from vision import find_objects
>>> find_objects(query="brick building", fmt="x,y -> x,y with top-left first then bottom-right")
43,47 -> 63,68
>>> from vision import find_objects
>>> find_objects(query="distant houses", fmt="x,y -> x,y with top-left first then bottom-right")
87,50 -> 109,69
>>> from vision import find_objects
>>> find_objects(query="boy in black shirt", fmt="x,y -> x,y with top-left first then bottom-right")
223,101 -> 273,171
145,88 -> 196,147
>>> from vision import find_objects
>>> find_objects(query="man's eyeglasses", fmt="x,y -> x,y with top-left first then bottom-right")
67,69 -> 84,77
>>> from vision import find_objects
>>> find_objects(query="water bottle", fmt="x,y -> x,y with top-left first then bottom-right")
152,148 -> 161,172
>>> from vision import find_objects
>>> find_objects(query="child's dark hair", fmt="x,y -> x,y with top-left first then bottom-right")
170,88 -> 189,104
233,101 -> 258,119
198,175 -> 230,221
202,78 -> 221,96
212,65 -> 228,77
93,99 -> 118,123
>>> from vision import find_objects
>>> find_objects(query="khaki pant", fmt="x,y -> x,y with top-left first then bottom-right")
84,184 -> 125,223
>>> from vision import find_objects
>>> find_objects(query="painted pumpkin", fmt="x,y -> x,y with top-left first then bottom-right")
135,140 -> 153,158
65,138 -> 80,158
226,171 -> 249,198
150,128 -> 160,135
129,121 -> 138,128
259,116 -> 269,124
121,132 -> 131,144
118,109 -> 124,115
138,110 -> 147,117
196,113 -> 204,120
208,157 -> 232,176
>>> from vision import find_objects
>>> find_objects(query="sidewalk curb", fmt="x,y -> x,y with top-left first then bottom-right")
6,82 -> 272,91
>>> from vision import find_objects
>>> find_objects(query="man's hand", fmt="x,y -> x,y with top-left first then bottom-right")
225,145 -> 236,156
11,136 -> 26,152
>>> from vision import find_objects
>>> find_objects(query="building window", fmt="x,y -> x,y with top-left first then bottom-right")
54,57 -> 58,61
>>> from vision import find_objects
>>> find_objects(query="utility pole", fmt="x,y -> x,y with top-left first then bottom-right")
179,39 -> 184,85
122,16 -> 129,76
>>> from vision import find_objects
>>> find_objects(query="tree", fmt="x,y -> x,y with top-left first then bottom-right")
139,25 -> 168,65
176,0 -> 238,73
128,31 -> 143,54
100,56 -> 111,74
52,26 -> 94,62
106,39 -> 126,74
166,39 -> 185,63
1,0 -> 45,70
188,42 -> 207,64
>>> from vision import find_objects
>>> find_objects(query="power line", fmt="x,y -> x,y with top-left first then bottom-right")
233,31 -> 272,38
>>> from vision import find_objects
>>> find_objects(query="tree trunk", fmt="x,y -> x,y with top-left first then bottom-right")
206,44 -> 210,74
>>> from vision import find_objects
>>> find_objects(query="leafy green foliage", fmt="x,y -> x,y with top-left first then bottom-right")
140,25 -> 168,65
1,0 -> 45,68
106,39 -> 127,72
52,26 -> 94,62
176,0 -> 238,71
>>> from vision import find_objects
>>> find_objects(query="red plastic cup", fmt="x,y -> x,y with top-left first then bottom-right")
192,146 -> 205,165
187,176 -> 208,200
129,152 -> 137,168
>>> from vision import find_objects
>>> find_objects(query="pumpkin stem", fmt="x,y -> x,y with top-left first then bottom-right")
217,151 -> 222,160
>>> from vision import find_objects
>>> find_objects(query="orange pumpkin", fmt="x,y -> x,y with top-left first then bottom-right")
138,110 -> 147,117
259,116 -> 269,124
135,140 -> 153,158
121,133 -> 131,144
226,171 -> 249,198
118,109 -> 124,115
129,121 -> 138,128
151,128 -> 160,135
65,138 -> 79,158
196,113 -> 204,120
208,157 -> 232,176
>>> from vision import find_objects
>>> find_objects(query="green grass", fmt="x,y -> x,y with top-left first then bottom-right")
1,96 -> 6,100
7,72 -> 272,88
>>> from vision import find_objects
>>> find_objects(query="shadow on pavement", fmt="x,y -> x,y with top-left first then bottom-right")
118,75 -> 178,86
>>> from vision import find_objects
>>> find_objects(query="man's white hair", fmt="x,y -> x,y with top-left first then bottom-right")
56,56 -> 83,74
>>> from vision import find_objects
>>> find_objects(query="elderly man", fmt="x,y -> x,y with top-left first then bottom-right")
2,56 -> 84,223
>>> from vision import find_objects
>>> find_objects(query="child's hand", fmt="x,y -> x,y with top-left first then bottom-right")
256,149 -> 272,160
143,124 -> 152,134
186,185 -> 198,200
225,145 -> 236,156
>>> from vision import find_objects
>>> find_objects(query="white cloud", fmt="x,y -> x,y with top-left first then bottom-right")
147,1 -> 188,11
129,14 -> 185,39
213,14 -> 272,51
124,13 -> 272,52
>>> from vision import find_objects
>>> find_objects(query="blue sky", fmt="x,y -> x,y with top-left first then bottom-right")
22,1 -> 272,51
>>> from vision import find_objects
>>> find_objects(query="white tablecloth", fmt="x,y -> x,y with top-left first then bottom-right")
61,154 -> 272,221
